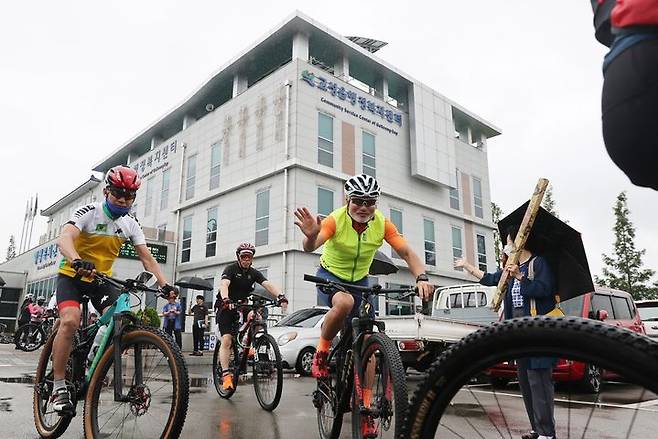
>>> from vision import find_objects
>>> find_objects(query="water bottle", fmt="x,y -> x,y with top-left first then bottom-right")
87,325 -> 108,366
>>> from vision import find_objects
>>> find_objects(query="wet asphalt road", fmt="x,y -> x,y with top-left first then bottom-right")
2,344 -> 657,438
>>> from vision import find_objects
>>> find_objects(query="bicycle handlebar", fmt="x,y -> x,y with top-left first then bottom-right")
94,272 -> 162,293
304,274 -> 418,296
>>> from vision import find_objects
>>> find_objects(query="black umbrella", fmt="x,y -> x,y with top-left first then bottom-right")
498,202 -> 594,302
175,276 -> 213,291
369,251 -> 399,276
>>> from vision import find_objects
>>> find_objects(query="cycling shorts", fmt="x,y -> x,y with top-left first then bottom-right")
56,274 -> 120,314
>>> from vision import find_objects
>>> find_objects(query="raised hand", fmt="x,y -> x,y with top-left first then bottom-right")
453,258 -> 467,269
294,207 -> 322,238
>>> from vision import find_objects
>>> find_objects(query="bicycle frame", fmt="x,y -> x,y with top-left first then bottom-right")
234,302 -> 272,372
84,290 -> 133,402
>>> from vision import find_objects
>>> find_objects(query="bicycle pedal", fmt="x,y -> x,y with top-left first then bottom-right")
312,390 -> 323,409
359,406 -> 376,416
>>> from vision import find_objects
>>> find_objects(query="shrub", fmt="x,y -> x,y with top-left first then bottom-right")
136,307 -> 161,328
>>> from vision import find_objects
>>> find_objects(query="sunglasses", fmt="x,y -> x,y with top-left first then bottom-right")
109,187 -> 137,200
350,197 -> 377,207
239,253 -> 254,260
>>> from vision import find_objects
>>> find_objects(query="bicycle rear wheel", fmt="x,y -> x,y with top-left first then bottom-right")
252,333 -> 283,411
352,332 -> 408,439
16,323 -> 45,351
316,347 -> 353,439
32,330 -> 74,438
83,326 -> 189,439
404,317 -> 658,439
213,337 -> 240,398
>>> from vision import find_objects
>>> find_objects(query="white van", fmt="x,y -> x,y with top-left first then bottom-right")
432,284 -> 500,325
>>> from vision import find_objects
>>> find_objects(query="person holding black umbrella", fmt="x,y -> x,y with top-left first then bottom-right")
455,224 -> 558,439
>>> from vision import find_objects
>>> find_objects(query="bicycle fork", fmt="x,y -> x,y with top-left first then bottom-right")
112,314 -> 143,402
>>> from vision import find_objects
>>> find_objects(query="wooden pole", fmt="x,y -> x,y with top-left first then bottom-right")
492,178 -> 549,312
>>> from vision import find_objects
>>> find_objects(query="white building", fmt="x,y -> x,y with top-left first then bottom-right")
1,11 -> 500,331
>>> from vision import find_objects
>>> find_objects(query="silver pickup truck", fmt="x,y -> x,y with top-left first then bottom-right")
380,284 -> 500,371
380,312 -> 482,371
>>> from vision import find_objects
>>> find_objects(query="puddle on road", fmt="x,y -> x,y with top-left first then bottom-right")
0,375 -> 34,384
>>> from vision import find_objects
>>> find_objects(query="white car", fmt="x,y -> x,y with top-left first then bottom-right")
268,306 -> 328,376
636,300 -> 658,338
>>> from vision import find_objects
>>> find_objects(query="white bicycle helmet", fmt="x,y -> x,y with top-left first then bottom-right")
344,174 -> 380,199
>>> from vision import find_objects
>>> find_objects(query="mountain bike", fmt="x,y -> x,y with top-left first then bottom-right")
15,310 -> 56,352
305,274 -> 416,439
32,272 -> 189,438
212,295 -> 284,411
403,316 -> 658,439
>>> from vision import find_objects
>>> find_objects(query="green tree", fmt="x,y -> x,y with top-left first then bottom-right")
541,185 -> 559,218
595,192 -> 655,300
491,202 -> 504,268
5,235 -> 16,261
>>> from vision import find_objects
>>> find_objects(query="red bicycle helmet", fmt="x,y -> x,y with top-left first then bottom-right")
235,242 -> 256,256
105,165 -> 142,190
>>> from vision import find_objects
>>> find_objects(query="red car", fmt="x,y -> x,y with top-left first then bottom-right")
486,286 -> 646,393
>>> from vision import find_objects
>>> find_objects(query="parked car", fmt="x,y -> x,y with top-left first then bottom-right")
486,286 -> 646,393
635,299 -> 658,338
267,306 -> 329,376
432,283 -> 500,325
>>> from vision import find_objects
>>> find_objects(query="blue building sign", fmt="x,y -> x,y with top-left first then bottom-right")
301,70 -> 403,127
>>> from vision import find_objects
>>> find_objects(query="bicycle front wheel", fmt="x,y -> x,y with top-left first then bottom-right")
83,326 -> 189,439
32,329 -> 74,438
352,332 -> 408,439
404,317 -> 658,439
16,323 -> 45,351
252,333 -> 283,411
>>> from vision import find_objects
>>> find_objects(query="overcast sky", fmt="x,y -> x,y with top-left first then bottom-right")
1,1 -> 656,281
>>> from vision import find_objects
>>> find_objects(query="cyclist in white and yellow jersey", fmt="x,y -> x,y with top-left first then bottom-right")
294,174 -> 434,376
50,165 -> 177,415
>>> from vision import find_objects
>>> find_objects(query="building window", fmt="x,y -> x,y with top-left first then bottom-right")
181,215 -> 193,263
206,207 -> 218,258
157,224 -> 167,242
255,267 -> 268,279
318,113 -> 334,167
209,142 -> 221,190
144,176 -> 155,217
423,219 -> 436,266
473,177 -> 483,218
255,190 -> 270,246
362,131 -> 376,177
161,168 -> 170,210
452,226 -> 463,270
449,171 -> 460,210
185,154 -> 197,201
385,283 -> 414,316
477,234 -> 487,272
390,208 -> 403,259
318,187 -> 334,219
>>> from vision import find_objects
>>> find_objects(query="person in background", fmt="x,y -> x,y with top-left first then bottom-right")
216,242 -> 288,391
455,224 -> 557,439
189,295 -> 209,356
28,296 -> 46,323
162,292 -> 182,349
